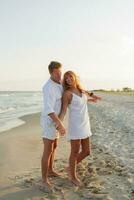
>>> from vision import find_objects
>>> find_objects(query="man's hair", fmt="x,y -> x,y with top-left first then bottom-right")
48,61 -> 62,74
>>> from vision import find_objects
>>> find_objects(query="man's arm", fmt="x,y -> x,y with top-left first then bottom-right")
43,86 -> 65,135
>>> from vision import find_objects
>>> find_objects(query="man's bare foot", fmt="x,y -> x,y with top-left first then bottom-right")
48,170 -> 61,177
71,177 -> 81,187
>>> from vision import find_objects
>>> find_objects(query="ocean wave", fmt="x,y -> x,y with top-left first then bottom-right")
0,94 -> 10,97
0,107 -> 16,114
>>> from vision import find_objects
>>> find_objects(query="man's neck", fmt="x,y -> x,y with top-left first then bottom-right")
50,77 -> 61,84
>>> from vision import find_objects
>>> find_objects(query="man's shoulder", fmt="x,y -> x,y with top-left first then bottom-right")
42,79 -> 52,91
42,79 -> 63,94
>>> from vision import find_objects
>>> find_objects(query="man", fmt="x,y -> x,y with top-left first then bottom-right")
41,61 -> 65,190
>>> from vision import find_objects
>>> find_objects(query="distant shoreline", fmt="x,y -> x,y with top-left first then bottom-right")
94,91 -> 134,96
1,90 -> 134,96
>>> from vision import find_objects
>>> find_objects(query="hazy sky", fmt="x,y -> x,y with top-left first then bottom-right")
0,0 -> 134,90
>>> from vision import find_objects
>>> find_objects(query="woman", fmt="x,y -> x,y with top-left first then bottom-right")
59,71 -> 101,186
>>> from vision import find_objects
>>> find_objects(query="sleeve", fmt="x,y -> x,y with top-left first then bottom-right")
42,86 -> 56,115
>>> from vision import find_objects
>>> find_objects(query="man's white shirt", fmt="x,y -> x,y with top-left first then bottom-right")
40,78 -> 63,138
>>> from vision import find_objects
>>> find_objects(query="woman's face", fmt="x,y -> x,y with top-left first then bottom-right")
64,73 -> 76,87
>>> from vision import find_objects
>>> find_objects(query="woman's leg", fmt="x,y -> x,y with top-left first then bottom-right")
69,139 -> 81,186
77,137 -> 91,164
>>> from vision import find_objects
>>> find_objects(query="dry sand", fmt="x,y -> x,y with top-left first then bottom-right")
0,113 -> 133,200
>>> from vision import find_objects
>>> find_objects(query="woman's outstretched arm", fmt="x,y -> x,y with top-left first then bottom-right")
84,90 -> 101,101
59,91 -> 72,121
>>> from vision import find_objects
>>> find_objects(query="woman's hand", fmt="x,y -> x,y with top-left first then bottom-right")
96,96 -> 101,101
88,98 -> 98,103
88,95 -> 102,103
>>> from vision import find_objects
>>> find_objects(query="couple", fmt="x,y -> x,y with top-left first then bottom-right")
41,61 -> 101,190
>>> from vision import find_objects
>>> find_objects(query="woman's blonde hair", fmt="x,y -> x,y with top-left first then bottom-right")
62,71 -> 83,92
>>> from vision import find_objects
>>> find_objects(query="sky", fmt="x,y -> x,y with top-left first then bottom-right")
0,0 -> 134,91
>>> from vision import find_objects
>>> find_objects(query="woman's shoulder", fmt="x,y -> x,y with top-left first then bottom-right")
63,90 -> 73,100
63,90 -> 72,95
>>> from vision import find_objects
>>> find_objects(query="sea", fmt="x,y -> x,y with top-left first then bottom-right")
0,91 -> 42,132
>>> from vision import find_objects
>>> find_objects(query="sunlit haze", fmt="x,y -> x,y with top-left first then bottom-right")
0,0 -> 134,91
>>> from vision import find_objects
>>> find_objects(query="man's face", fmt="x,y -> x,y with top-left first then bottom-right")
51,68 -> 62,82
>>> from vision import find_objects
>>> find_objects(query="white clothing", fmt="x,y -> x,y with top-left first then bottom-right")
40,79 -> 63,140
68,92 -> 92,140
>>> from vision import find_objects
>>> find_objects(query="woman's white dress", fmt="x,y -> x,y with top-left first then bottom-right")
68,92 -> 92,140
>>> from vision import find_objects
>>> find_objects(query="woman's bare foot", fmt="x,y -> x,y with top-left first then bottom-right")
48,170 -> 61,177
71,177 -> 81,187
39,180 -> 53,192
65,167 -> 81,186
65,166 -> 71,178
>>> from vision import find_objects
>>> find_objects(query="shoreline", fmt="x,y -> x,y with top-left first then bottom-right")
0,113 -> 133,200
96,91 -> 134,96
0,111 -> 41,134
0,91 -> 133,134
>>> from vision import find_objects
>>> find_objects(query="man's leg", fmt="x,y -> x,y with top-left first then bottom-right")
41,138 -> 54,188
48,139 -> 60,176
77,137 -> 91,164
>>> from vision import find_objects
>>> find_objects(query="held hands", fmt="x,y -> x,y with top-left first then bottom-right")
55,121 -> 66,136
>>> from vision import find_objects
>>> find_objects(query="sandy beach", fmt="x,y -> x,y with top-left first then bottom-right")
0,111 -> 134,200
